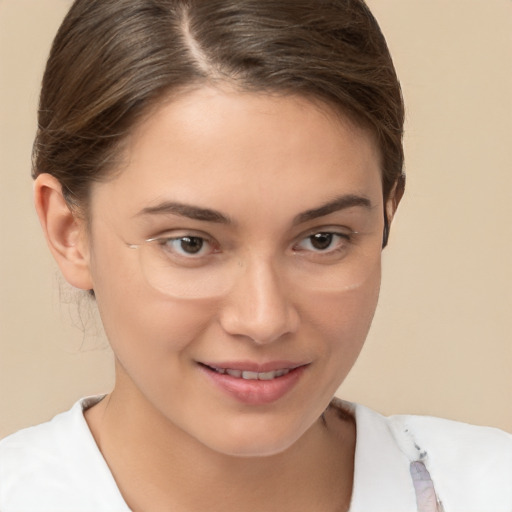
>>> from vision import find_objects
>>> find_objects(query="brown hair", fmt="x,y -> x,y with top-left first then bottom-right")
33,0 -> 405,237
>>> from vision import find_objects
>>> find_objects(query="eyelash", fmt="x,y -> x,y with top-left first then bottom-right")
150,232 -> 220,261
292,230 -> 355,257
149,227 -> 357,263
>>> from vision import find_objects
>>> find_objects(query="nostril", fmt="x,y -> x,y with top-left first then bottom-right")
219,303 -> 299,345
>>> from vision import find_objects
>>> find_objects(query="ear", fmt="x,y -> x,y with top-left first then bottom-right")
34,173 -> 94,290
383,175 -> 405,247
388,174 -> 406,219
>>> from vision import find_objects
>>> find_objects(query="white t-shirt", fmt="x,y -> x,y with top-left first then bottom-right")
1,396 -> 511,512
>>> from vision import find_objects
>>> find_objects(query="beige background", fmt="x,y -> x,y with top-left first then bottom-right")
1,0 -> 511,438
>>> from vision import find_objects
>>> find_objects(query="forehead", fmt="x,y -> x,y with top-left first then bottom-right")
92,86 -> 383,221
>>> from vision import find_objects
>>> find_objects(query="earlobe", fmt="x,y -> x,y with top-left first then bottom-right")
34,173 -> 94,290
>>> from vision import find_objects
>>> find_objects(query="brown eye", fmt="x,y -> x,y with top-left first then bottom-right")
309,233 -> 334,251
294,230 -> 353,257
179,236 -> 204,254
156,235 -> 214,258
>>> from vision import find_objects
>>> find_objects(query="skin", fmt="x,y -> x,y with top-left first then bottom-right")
35,86 -> 397,511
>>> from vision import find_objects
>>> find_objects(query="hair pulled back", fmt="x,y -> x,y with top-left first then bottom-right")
33,0 -> 405,222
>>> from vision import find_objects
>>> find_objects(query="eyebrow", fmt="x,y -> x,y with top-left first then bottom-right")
137,201 -> 231,224
293,194 -> 373,225
136,194 -> 373,225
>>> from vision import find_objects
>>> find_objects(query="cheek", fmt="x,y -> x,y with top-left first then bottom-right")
94,285 -> 220,405
302,259 -> 381,373
97,288 -> 216,357
89,243 -> 216,362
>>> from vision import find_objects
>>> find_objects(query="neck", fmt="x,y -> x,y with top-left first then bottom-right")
85,371 -> 355,512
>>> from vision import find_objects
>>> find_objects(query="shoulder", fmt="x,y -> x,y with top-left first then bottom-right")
0,396 -> 129,512
388,411 -> 512,462
353,401 -> 512,511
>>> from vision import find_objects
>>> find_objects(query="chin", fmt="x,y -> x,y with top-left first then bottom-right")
212,436 -> 300,459
198,413 -> 319,459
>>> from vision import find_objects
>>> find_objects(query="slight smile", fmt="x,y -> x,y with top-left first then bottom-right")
198,361 -> 310,405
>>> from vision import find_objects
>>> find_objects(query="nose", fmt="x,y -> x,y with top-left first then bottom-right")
219,258 -> 300,345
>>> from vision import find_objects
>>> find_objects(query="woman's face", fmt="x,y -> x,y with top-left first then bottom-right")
85,86 -> 387,456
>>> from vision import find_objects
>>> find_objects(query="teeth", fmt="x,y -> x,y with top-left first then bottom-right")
258,371 -> 276,381
211,366 -> 291,380
242,371 -> 259,380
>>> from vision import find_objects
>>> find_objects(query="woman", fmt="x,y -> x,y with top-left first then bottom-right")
0,1 -> 510,511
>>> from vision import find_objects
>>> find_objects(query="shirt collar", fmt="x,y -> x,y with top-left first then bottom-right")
334,400 -> 418,512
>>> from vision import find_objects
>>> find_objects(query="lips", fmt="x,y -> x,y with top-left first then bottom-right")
199,361 -> 309,405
